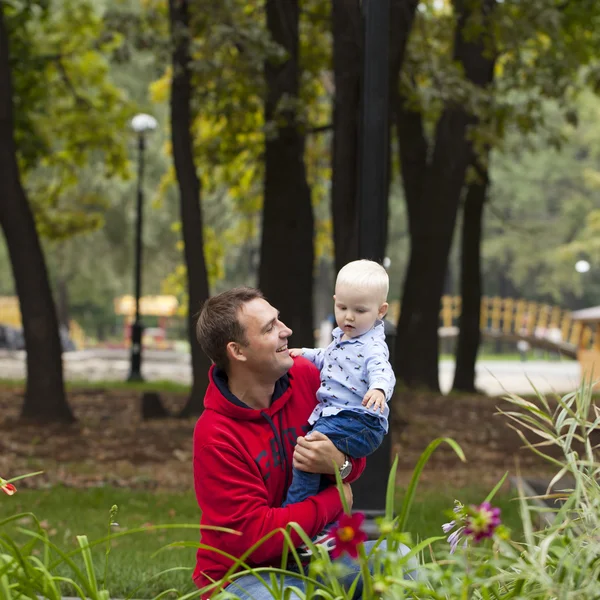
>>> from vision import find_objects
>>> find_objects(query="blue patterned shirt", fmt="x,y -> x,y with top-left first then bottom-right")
300,320 -> 395,433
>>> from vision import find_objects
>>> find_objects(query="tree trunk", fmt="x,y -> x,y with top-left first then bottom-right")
259,0 -> 314,348
387,0 -> 420,215
331,0 -> 361,274
0,5 -> 73,423
396,101 -> 428,240
332,0 -> 418,273
168,0 -> 211,417
394,0 -> 496,390
452,159 -> 490,392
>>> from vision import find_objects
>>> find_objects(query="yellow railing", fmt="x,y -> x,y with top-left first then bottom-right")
439,296 -> 594,354
388,296 -> 595,356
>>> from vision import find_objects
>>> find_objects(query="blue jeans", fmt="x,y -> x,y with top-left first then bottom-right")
282,411 -> 385,508
222,540 -> 416,600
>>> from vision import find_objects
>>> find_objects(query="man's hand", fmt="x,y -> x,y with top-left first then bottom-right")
289,348 -> 303,358
293,430 -> 345,474
362,388 -> 386,413
342,483 -> 353,510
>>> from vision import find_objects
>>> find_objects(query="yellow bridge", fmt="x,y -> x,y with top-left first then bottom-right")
438,296 -> 596,358
386,296 -> 598,359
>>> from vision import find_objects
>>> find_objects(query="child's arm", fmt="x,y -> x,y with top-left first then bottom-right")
289,348 -> 326,370
362,342 -> 396,412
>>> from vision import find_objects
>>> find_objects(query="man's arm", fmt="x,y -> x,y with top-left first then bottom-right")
292,430 -> 365,484
194,442 -> 344,565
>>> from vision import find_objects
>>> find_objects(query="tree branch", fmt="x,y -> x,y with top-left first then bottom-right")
306,123 -> 332,135
55,57 -> 92,108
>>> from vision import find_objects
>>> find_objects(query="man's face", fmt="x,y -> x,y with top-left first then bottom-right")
235,298 -> 294,379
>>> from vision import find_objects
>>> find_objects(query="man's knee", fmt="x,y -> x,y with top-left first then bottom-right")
219,574 -> 305,600
364,540 -> 419,580
397,542 -> 419,580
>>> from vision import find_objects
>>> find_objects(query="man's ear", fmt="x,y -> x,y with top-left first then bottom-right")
378,302 -> 389,320
226,341 -> 247,363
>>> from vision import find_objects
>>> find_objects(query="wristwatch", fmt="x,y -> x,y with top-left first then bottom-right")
339,456 -> 352,480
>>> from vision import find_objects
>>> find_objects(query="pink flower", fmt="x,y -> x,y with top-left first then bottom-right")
0,477 -> 16,496
331,512 -> 368,559
464,502 -> 501,542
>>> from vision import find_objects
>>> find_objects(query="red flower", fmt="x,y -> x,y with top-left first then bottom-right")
331,512 -> 368,559
0,478 -> 16,496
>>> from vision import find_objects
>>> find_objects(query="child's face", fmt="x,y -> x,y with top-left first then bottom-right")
333,284 -> 388,339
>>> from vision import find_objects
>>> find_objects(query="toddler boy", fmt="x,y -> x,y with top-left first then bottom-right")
284,260 -> 395,553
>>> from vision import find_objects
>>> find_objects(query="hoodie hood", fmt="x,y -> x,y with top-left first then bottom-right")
203,365 -> 293,421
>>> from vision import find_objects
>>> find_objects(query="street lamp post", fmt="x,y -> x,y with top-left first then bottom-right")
128,113 -> 157,382
353,0 -> 392,524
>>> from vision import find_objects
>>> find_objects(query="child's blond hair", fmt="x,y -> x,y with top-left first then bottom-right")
335,260 -> 389,305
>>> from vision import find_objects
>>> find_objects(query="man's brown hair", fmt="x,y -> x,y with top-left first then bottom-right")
196,287 -> 264,371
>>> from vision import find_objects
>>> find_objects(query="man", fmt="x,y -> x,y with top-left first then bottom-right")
192,287 -> 413,598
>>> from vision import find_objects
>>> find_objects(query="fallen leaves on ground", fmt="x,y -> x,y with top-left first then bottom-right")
0,386 -> 567,491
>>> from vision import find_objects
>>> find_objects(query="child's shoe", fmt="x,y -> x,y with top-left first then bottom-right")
298,530 -> 336,559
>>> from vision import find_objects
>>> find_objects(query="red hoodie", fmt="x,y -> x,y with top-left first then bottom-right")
192,357 -> 365,592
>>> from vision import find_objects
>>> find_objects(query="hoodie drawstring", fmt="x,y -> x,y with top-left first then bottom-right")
261,411 -> 290,493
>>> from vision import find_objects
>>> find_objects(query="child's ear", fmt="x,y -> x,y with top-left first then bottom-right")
378,302 -> 389,319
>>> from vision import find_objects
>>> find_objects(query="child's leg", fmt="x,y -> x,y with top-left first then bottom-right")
281,466 -> 322,508
312,411 -> 385,459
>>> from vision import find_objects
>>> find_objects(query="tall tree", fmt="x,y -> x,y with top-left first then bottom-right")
395,0 -> 496,390
168,0 -> 211,416
452,156 -> 490,392
259,0 -> 314,347
450,0 -> 600,388
331,0 -> 418,274
8,0 -> 135,355
331,0 -> 361,274
0,1 -> 73,423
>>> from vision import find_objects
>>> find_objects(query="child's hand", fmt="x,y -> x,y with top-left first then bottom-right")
362,389 -> 386,413
289,348 -> 303,358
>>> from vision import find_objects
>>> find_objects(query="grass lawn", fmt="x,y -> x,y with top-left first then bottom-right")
2,486 -> 523,598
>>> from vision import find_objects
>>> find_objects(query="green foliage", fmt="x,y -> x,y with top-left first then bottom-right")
402,0 -> 600,156
484,91 -> 600,303
0,483 -> 521,597
5,0 -> 600,334
6,0 -> 135,241
3,383 -> 599,598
